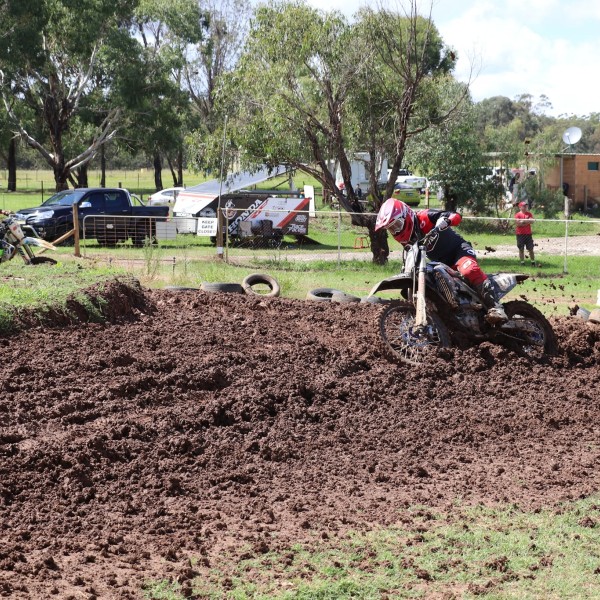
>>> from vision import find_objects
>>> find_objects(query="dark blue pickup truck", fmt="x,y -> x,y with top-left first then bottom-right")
15,188 -> 169,246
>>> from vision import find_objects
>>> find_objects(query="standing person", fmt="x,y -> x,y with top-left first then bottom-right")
509,172 -> 519,204
355,184 -> 363,200
515,201 -> 536,266
375,198 -> 507,323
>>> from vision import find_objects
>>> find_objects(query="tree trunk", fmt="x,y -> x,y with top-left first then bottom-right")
54,162 -> 69,191
7,137 -> 16,192
177,148 -> 183,186
166,156 -> 178,187
153,154 -> 163,191
369,226 -> 390,265
443,185 -> 457,212
100,144 -> 106,188
76,164 -> 88,187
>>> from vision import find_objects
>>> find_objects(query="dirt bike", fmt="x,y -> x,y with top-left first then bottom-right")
0,214 -> 57,266
369,229 -> 557,364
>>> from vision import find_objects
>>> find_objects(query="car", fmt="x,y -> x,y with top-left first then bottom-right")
14,187 -> 169,244
395,175 -> 427,194
392,183 -> 421,206
147,187 -> 185,206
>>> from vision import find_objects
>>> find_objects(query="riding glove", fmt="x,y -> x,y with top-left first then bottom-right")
436,217 -> 450,231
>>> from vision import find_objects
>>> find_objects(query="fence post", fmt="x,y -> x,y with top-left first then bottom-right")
73,204 -> 81,258
337,205 -> 342,267
563,217 -> 569,274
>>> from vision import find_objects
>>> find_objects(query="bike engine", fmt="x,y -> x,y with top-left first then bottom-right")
454,309 -> 482,333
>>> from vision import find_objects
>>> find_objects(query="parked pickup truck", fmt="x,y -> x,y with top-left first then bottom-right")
14,188 -> 169,246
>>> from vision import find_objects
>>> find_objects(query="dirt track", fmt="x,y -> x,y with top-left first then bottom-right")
1,281 -> 600,598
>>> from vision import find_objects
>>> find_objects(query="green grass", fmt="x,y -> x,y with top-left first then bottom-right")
0,258 -> 126,332
25,239 -> 598,315
0,169 -> 324,208
143,497 -> 600,599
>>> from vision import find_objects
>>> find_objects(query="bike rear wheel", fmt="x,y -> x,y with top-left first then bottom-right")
379,301 -> 451,365
501,300 -> 557,359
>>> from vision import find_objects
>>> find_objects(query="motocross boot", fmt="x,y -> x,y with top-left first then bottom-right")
477,279 -> 508,324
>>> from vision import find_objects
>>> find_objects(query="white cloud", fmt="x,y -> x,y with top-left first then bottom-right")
434,0 -> 600,116
264,0 -> 600,116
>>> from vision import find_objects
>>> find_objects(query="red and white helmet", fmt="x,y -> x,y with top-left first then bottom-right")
375,198 -> 416,244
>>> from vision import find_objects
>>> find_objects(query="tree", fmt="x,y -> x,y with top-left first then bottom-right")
185,0 -> 250,134
358,3 -> 460,205
0,0 -> 138,191
194,1 -> 358,200
121,0 -> 205,191
197,0 -> 462,264
408,90 -> 497,214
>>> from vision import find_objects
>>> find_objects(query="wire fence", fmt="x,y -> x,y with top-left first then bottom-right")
66,210 -> 600,277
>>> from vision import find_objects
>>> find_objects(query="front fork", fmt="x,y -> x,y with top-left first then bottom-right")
16,242 -> 35,265
414,247 -> 428,327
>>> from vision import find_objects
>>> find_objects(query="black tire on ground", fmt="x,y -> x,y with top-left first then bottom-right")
501,300 -> 558,359
306,288 -> 345,302
331,291 -> 361,304
200,282 -> 245,294
379,301 -> 451,365
29,256 -> 57,266
242,273 -> 281,298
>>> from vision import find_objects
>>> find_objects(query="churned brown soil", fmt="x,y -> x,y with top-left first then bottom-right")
1,281 -> 600,598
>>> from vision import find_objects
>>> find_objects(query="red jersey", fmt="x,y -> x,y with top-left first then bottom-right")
515,209 -> 534,235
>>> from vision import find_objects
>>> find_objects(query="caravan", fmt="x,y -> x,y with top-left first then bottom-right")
334,153 -> 388,195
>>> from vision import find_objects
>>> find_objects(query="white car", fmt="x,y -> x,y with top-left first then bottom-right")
147,187 -> 185,206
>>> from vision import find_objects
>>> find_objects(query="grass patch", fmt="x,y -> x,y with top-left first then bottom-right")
0,259 -> 125,332
0,244 -> 597,324
143,498 -> 600,599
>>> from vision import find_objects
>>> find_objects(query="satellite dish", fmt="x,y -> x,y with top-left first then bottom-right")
562,126 -> 582,146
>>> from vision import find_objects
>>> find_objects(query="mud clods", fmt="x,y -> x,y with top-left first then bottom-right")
0,283 -> 599,597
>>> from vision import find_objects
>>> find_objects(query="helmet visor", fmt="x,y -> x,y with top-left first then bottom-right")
385,217 -> 405,236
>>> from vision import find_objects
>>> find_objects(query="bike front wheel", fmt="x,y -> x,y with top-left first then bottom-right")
379,301 -> 451,365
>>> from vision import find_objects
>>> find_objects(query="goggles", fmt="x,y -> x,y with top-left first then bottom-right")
385,217 -> 405,236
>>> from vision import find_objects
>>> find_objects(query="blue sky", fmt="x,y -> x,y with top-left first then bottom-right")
299,0 -> 600,118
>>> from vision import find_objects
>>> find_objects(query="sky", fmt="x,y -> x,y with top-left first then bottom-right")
300,0 -> 600,118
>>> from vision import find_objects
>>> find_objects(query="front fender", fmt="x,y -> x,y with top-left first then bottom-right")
368,274 -> 413,296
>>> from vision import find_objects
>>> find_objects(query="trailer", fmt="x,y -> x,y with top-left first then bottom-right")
171,166 -> 314,243
334,153 -> 388,194
173,190 -> 310,241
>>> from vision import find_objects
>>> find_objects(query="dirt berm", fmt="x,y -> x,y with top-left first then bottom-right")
0,279 -> 599,598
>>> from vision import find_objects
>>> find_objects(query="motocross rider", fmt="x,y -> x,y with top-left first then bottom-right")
375,198 -> 508,324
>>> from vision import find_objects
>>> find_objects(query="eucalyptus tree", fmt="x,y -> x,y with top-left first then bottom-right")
0,0 -> 137,191
200,1 -> 463,262
199,1 -> 357,194
124,0 -> 205,190
184,0 -> 251,137
356,3 -> 460,205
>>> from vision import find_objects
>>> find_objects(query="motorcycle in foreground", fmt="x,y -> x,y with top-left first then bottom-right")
369,230 -> 557,364
0,214 -> 57,266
